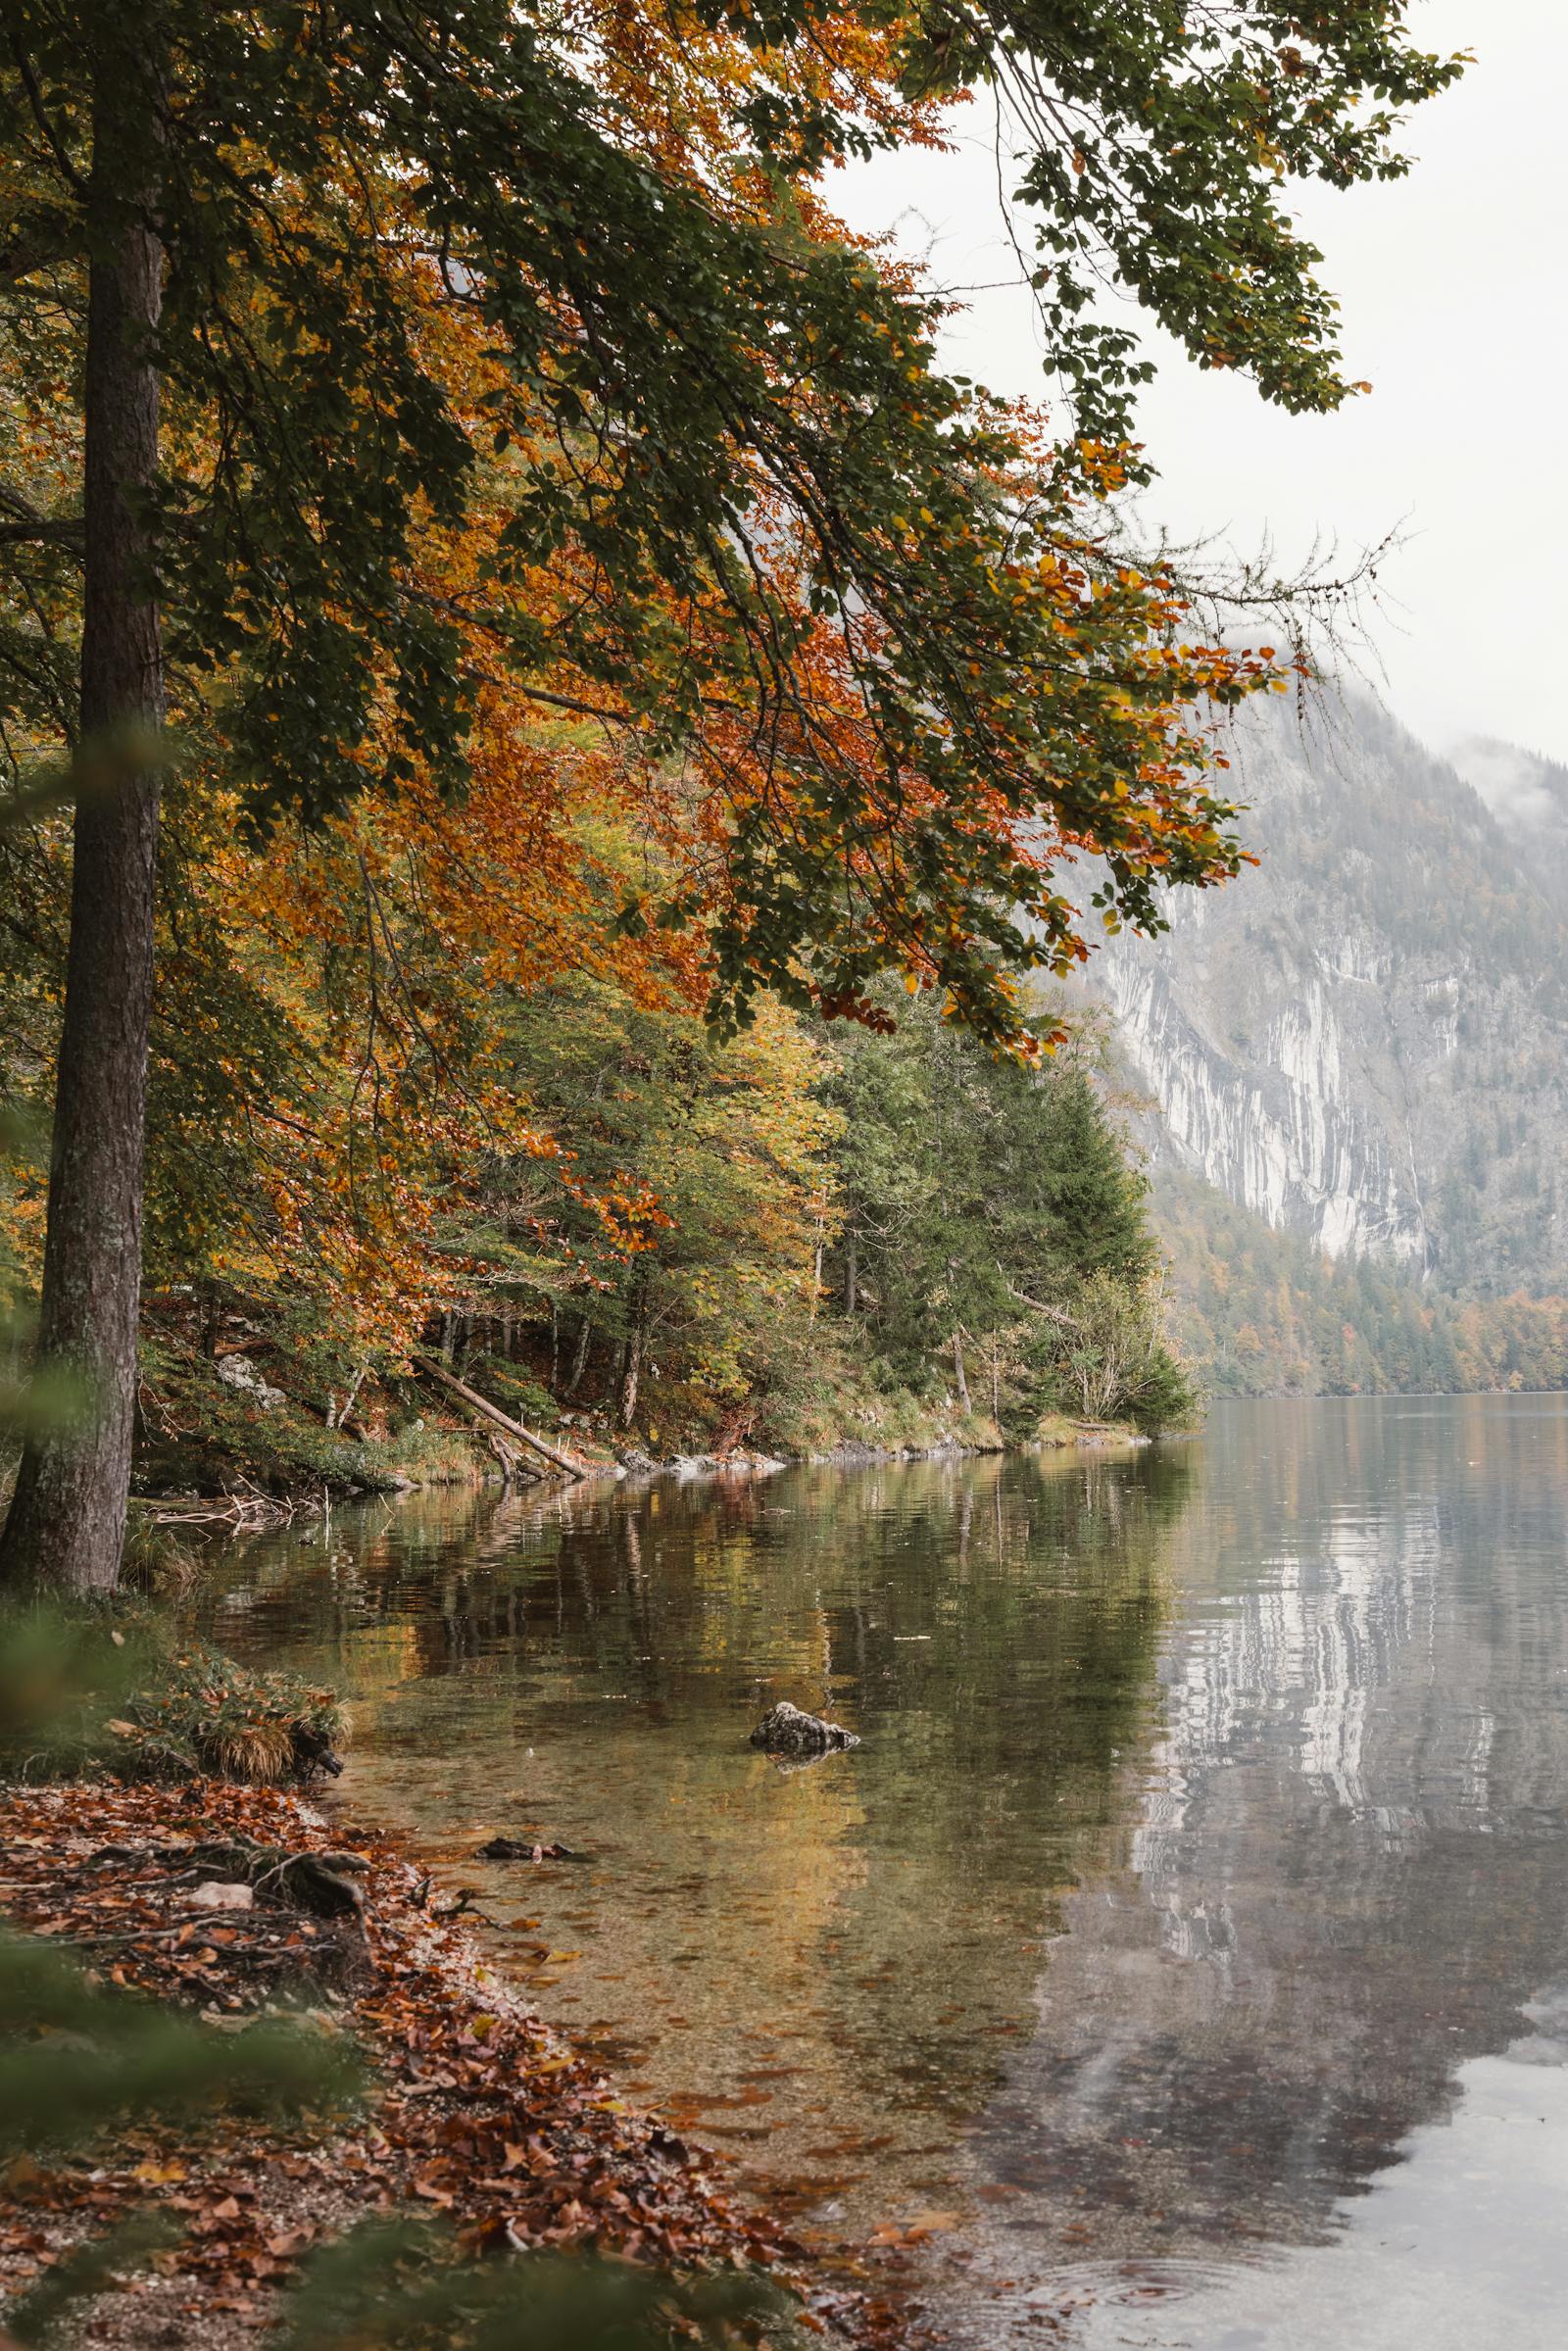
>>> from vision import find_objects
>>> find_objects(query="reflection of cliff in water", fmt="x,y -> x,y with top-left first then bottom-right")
955,1397 -> 1568,2324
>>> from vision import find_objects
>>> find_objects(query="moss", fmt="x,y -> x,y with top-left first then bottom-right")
132,1350 -> 489,1499
0,1605 -> 344,1788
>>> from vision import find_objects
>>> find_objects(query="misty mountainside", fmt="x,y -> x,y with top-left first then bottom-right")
1450,736 -> 1568,877
1088,691 -> 1568,1300
1142,1157 -> 1568,1400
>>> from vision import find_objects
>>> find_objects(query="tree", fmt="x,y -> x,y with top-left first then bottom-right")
821,989 -> 1191,1428
0,0 -> 1460,1587
469,971 -> 836,1435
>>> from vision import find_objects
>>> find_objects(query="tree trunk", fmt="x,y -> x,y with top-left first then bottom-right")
618,1315 -> 644,1430
565,1313 -> 592,1396
0,51 -> 164,1595
844,1231 -> 858,1317
952,1332 -> 970,1412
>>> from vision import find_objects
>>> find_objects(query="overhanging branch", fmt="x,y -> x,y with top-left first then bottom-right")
0,484 -> 84,553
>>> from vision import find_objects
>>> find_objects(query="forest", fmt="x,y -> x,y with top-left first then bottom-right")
3,0 -> 1453,1588
0,5 -> 1476,2348
1,921 -> 1195,1490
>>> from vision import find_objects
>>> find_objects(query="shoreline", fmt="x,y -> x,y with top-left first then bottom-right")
0,1774 -> 913,2350
127,1415 -> 1157,1525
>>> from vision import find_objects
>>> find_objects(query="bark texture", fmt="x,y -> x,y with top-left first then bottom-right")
0,52 -> 164,1593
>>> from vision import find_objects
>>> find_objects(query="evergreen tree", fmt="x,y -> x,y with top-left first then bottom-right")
823,996 -> 1195,1432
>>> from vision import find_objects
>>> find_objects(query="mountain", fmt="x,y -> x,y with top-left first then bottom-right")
1064,692 -> 1568,1396
1449,736 -> 1568,871
1143,1159 -> 1568,1399
1089,691 -> 1568,1298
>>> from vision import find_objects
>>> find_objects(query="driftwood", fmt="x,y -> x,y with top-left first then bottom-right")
475,1837 -> 588,1862
412,1355 -> 587,1482
483,1424 -> 541,1487
126,1487 -> 301,1530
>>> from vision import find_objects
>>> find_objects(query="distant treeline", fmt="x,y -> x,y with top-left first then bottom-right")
1154,1165 -> 1568,1396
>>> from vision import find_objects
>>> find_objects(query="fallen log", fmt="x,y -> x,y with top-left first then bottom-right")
483,1423 -> 541,1487
411,1355 -> 587,1482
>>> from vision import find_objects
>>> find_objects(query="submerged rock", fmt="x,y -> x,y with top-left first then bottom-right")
475,1836 -> 586,1862
749,1700 -> 859,1756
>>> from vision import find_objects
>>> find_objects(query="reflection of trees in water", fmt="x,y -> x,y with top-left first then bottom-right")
209,1444 -> 1197,1719
200,1445 -> 1201,2172
960,1397 -> 1568,2283
795,1448 -> 1198,2128
205,1406 -> 1568,2325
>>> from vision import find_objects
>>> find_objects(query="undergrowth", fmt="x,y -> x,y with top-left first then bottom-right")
0,1602 -> 343,1788
132,1341 -> 487,1499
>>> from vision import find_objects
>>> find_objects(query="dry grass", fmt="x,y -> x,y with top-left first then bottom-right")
121,1516 -> 203,1597
199,1717 -> 298,1784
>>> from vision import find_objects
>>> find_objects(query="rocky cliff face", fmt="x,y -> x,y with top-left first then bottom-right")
1089,695 -> 1568,1292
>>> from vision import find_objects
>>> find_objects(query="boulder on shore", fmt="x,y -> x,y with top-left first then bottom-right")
749,1700 -> 859,1755
613,1447 -> 659,1476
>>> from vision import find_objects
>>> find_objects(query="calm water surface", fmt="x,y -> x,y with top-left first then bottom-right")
197,1396 -> 1568,2347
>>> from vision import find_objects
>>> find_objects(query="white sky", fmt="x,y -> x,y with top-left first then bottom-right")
831,1 -> 1568,763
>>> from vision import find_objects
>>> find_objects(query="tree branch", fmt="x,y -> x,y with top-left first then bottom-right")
0,215 -> 76,281
1000,1268 -> 1084,1334
0,518 -> 85,551
0,483 -> 84,552
7,38 -> 89,198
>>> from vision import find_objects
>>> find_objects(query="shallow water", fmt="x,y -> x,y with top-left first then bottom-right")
197,1396 -> 1568,2346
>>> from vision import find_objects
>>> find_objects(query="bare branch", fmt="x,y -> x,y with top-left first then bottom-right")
1000,1268 -> 1084,1333
0,214 -> 76,281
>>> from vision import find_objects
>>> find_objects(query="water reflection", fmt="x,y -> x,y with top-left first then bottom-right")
198,1397 -> 1568,2345
939,1396 -> 1568,2347
202,1445 -> 1190,2223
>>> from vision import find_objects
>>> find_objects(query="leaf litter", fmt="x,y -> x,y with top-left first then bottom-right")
0,1778 -> 920,2349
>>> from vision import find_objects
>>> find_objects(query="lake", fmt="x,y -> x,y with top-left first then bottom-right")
196,1395 -> 1568,2347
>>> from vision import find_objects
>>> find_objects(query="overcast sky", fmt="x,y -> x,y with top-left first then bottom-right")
832,1 -> 1567,766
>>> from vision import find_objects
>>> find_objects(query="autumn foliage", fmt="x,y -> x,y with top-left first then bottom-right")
0,2 -> 1465,1552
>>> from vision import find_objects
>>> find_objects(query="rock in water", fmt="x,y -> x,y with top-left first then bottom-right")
749,1701 -> 859,1755
475,1837 -> 586,1862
